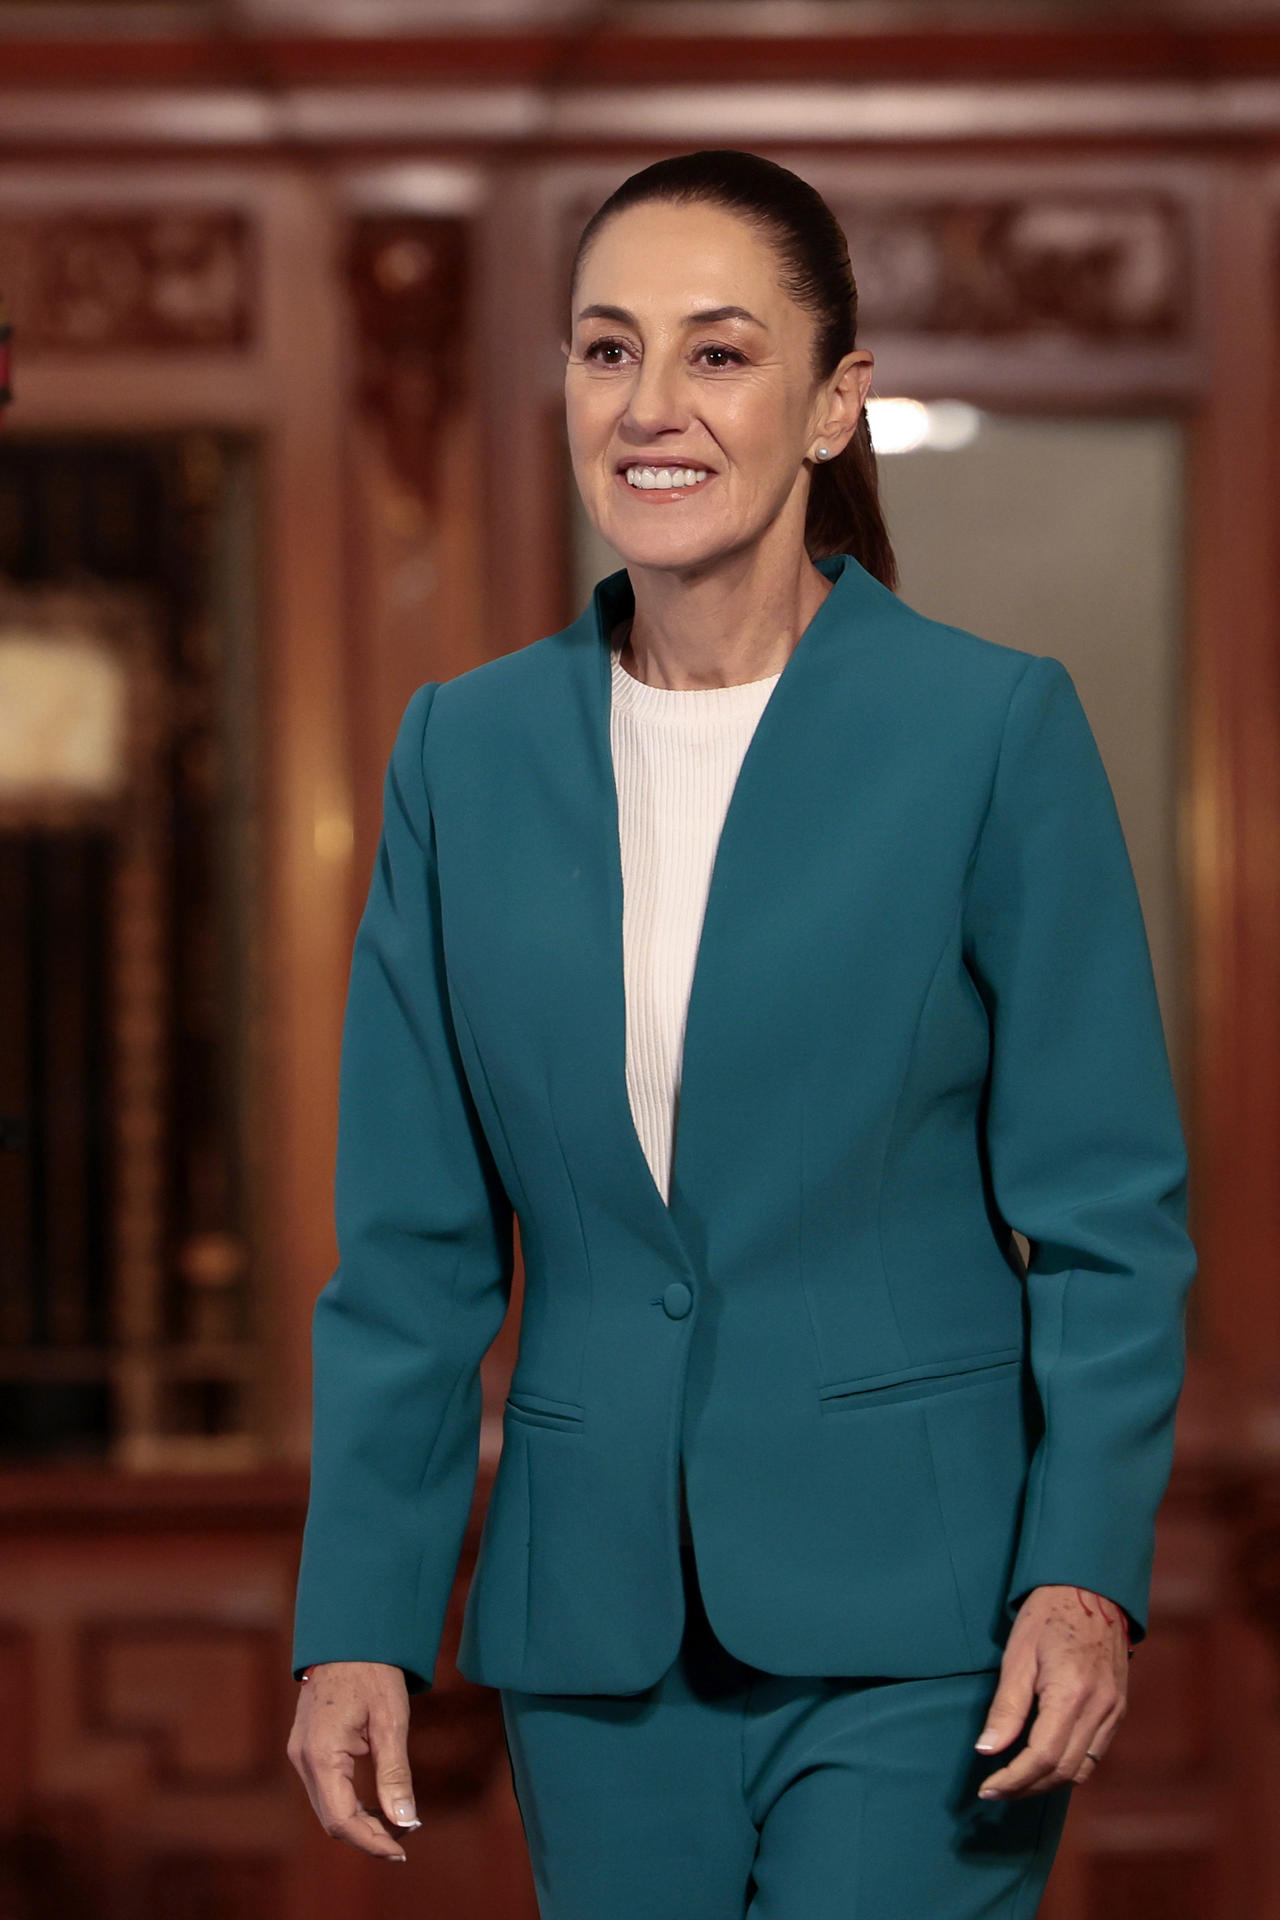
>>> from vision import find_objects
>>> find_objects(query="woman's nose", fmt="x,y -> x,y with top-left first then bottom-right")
622,352 -> 689,434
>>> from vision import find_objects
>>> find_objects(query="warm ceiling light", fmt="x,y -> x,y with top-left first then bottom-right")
867,397 -> 983,454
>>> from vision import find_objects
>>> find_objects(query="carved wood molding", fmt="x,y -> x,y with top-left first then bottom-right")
347,214 -> 470,516
0,211 -> 253,353
837,193 -> 1189,340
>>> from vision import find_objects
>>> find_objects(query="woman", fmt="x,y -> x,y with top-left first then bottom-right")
288,150 -> 1195,1916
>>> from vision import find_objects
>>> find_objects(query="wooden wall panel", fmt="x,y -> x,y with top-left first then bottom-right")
0,1472 -> 535,1920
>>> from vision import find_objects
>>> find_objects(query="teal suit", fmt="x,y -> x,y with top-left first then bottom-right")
292,550 -> 1195,1703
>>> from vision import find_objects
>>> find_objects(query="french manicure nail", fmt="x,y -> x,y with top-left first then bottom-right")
393,1803 -> 420,1829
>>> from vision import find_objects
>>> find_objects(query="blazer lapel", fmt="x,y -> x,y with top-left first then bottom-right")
551,548 -> 916,1279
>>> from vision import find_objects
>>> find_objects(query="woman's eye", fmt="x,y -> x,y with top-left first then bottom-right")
580,340 -> 745,369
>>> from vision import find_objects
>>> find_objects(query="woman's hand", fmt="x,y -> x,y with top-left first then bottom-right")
972,1585 -> 1130,1799
287,1660 -> 420,1860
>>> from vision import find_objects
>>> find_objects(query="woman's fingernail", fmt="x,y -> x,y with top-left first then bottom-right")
393,1804 -> 420,1829
978,1786 -> 1001,1799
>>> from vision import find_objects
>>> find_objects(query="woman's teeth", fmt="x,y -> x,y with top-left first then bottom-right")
623,466 -> 710,489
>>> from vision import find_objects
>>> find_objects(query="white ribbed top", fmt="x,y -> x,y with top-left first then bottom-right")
608,634 -> 782,1208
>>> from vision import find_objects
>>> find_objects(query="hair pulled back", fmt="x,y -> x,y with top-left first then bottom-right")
568,148 -> 898,592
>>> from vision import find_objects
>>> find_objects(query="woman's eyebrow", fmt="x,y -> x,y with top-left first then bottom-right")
576,303 -> 767,329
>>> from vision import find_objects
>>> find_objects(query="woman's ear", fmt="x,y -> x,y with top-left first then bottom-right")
816,349 -> 875,451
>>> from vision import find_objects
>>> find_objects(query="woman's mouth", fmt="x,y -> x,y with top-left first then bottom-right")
617,465 -> 715,501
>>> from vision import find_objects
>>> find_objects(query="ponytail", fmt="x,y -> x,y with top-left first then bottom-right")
807,408 -> 899,591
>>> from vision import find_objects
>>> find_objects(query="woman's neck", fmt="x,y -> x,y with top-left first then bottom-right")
614,552 -> 832,691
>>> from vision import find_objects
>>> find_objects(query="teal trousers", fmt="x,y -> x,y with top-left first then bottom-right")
500,1542 -> 1073,1919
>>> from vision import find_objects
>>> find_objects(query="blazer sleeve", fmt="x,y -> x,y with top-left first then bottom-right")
961,651 -> 1197,1648
291,682 -> 515,1693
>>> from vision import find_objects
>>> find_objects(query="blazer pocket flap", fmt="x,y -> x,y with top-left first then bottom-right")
819,1344 -> 1023,1410
505,1389 -> 585,1428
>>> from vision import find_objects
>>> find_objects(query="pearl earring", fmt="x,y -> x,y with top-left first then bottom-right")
815,445 -> 831,459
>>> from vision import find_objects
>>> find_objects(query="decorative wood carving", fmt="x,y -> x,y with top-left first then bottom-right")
346,215 -> 470,516
0,213 -> 253,353
835,194 -> 1189,338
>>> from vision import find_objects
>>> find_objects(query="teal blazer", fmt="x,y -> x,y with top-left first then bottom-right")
292,551 -> 1196,1696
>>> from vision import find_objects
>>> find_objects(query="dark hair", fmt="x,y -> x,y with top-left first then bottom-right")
567,148 -> 899,592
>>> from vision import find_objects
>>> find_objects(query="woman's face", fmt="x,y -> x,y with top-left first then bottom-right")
562,200 -> 872,575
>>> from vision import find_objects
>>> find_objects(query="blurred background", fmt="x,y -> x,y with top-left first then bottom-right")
0,0 -> 1275,1914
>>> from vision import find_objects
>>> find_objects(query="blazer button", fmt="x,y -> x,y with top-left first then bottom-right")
662,1281 -> 693,1320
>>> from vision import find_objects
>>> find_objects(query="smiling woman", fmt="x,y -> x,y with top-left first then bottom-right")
558,157 -> 896,695
289,148 -> 1193,1920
